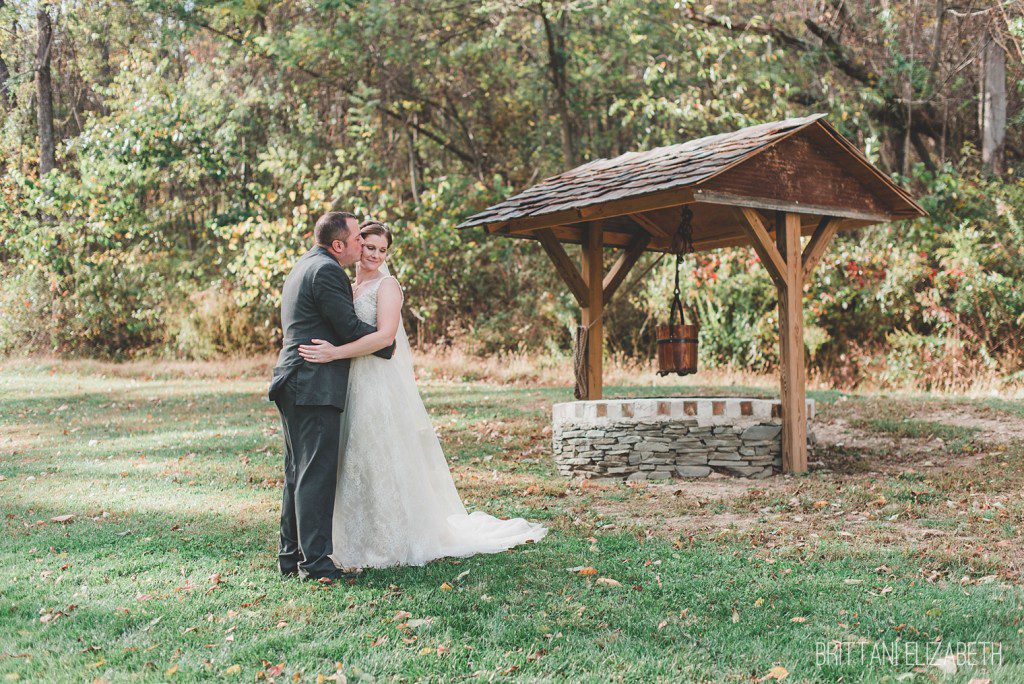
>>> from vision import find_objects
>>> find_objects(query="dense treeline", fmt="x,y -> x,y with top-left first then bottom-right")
0,1 -> 1022,389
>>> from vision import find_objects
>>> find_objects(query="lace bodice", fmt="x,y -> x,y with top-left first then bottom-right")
353,275 -> 399,326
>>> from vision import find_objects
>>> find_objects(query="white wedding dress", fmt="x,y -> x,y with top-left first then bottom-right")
330,271 -> 547,569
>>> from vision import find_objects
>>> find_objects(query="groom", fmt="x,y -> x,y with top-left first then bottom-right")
268,211 -> 396,581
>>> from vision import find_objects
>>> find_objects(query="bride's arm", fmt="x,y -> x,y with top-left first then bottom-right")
298,279 -> 403,363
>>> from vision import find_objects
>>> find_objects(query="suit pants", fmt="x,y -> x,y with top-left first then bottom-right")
274,372 -> 342,578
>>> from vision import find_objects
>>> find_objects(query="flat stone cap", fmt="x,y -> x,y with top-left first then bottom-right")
552,397 -> 815,428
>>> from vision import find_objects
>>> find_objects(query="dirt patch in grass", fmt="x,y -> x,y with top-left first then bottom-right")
926,408 -> 1024,444
576,394 -> 1024,582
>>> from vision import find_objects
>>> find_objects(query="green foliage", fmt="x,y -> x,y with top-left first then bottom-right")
0,0 -> 1022,388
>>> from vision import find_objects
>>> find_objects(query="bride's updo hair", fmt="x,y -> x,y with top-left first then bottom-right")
359,220 -> 393,247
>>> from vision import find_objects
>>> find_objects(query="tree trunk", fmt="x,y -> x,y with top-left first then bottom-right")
35,9 -> 56,176
979,34 -> 1006,176
539,4 -> 578,168
0,1 -> 12,110
0,50 -> 10,110
406,120 -> 420,205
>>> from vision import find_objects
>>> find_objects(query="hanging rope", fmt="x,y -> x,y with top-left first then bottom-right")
572,324 -> 588,400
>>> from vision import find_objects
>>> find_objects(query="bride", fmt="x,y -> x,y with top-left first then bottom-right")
297,220 -> 547,569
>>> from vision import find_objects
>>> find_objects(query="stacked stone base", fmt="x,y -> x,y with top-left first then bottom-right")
552,398 -> 814,481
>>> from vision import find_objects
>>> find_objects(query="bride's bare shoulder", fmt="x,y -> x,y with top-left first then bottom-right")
379,275 -> 404,298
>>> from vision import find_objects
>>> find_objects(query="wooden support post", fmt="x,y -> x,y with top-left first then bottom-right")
776,212 -> 808,474
581,223 -> 604,400
736,210 -> 843,474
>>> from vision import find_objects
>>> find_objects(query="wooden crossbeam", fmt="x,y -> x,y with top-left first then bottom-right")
602,232 -> 651,304
508,222 -> 568,236
536,228 -> 588,307
801,216 -> 840,280
491,187 -> 695,235
693,189 -> 891,223
735,207 -> 787,287
628,212 -> 672,239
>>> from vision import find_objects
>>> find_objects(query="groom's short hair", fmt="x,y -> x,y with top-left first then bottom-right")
314,211 -> 357,247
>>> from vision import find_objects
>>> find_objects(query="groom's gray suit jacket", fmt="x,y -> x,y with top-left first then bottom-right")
269,246 -> 395,411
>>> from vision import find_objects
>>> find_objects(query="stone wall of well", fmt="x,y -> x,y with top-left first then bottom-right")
551,397 -> 815,481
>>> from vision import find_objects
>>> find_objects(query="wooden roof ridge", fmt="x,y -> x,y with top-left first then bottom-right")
458,114 -> 925,231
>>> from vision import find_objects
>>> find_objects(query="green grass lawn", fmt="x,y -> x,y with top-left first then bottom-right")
1,361 -> 1021,682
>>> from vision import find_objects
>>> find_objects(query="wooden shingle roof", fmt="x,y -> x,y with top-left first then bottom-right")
458,115 -> 925,246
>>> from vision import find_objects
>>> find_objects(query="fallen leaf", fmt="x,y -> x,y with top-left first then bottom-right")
50,515 -> 75,523
439,582 -> 453,591
596,577 -> 621,587
759,665 -> 789,681
265,663 -> 285,677
790,617 -> 807,623
224,665 -> 241,676
165,665 -> 178,677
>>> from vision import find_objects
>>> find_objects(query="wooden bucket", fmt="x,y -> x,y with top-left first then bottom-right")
656,322 -> 699,376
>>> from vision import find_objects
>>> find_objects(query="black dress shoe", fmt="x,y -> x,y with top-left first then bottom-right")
298,569 -> 342,582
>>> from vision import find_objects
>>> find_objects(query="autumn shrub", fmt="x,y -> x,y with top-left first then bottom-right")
0,266 -> 54,356
167,282 -> 275,360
